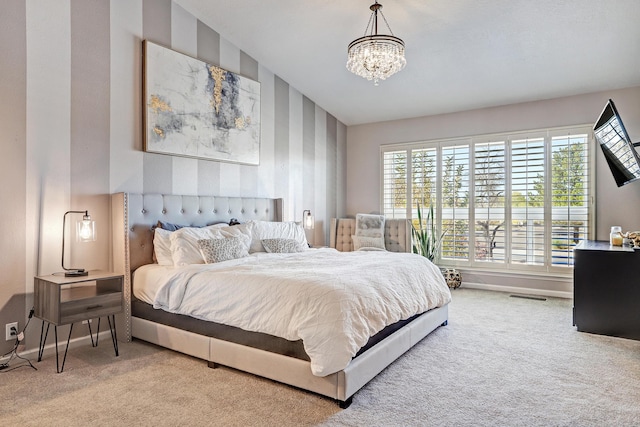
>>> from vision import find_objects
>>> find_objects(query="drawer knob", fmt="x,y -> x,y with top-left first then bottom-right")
86,304 -> 103,310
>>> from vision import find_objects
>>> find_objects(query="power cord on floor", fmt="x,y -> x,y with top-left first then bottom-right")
0,307 -> 37,372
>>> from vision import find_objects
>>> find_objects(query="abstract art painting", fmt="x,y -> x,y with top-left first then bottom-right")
143,40 -> 261,165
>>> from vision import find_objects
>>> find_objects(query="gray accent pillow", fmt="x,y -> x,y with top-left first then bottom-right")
157,220 -> 193,231
356,213 -> 385,238
198,237 -> 249,263
261,238 -> 304,253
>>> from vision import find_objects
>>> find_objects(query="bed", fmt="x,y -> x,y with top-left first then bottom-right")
111,193 -> 450,408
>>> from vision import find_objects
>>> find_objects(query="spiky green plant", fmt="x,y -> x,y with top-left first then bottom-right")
412,203 -> 445,262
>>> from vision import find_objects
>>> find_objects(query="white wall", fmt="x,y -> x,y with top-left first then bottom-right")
346,86 -> 640,295
347,86 -> 640,240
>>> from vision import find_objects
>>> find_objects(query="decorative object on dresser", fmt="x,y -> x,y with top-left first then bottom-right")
627,231 -> 640,247
609,226 -> 623,246
143,40 -> 261,165
34,271 -> 124,372
61,210 -> 96,277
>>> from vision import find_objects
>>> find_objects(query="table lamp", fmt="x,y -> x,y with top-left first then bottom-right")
62,210 -> 96,277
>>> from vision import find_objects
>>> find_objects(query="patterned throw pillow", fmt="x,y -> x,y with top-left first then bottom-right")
261,238 -> 304,254
198,237 -> 248,263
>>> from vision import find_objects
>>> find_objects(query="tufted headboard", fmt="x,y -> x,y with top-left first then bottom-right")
112,193 -> 283,273
111,192 -> 284,341
329,218 -> 412,253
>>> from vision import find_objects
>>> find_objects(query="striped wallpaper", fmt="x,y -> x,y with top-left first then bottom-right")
0,0 -> 346,354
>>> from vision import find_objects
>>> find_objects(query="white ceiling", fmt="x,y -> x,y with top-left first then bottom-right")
176,0 -> 640,126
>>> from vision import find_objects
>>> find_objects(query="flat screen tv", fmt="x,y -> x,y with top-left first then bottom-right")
594,99 -> 640,187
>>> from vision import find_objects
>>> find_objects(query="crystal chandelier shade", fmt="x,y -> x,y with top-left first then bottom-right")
346,1 -> 406,86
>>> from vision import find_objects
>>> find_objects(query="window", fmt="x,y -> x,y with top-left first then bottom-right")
511,137 -> 545,266
441,143 -> 470,260
381,126 -> 593,273
474,141 -> 506,264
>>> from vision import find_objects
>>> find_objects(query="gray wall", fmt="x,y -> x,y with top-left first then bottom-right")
0,0 -> 346,355
347,86 -> 640,294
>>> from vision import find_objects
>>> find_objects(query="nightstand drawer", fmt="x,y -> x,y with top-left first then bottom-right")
60,292 -> 123,324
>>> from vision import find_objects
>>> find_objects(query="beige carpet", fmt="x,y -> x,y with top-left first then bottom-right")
1,289 -> 639,426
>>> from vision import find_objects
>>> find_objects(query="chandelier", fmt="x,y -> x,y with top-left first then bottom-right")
346,1 -> 406,86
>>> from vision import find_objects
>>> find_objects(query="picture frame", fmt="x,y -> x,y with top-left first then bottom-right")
143,40 -> 261,165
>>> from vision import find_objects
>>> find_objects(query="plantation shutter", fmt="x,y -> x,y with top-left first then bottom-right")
441,144 -> 470,261
382,150 -> 408,218
510,137 -> 545,266
474,142 -> 506,264
380,124 -> 593,275
550,132 -> 590,267
411,148 -> 438,214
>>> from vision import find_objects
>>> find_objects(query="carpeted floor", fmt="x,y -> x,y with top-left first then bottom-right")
1,288 -> 639,426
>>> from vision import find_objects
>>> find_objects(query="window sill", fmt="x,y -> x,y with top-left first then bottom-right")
441,265 -> 572,280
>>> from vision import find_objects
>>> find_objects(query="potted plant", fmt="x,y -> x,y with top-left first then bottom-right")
412,203 -> 462,289
411,203 -> 445,262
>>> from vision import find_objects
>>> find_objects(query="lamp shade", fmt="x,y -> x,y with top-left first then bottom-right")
76,217 -> 96,242
303,210 -> 315,230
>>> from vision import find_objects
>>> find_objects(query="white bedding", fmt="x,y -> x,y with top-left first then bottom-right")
134,248 -> 451,376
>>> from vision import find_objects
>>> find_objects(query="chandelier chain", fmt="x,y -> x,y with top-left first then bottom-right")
379,10 -> 395,36
364,11 -> 374,37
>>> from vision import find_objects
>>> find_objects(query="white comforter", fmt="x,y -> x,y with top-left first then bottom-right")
150,248 -> 451,376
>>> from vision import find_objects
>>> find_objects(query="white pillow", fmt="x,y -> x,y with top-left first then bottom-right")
219,222 -> 253,252
261,238 -> 305,253
352,235 -> 386,251
169,225 -> 227,266
355,213 -> 385,238
248,221 -> 308,253
198,237 -> 249,263
153,228 -> 173,266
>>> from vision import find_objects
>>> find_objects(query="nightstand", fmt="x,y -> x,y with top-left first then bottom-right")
34,271 -> 124,372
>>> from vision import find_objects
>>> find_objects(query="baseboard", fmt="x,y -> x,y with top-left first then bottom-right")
0,331 -> 112,365
461,282 -> 572,299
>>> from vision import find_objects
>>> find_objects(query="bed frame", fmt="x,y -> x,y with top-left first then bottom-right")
111,192 -> 448,408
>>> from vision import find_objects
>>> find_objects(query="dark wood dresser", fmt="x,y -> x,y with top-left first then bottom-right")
573,240 -> 640,340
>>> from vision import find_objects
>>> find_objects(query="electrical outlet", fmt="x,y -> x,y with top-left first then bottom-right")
5,322 -> 18,341
81,319 -> 92,325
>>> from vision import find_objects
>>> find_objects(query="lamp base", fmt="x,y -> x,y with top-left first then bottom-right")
64,270 -> 88,277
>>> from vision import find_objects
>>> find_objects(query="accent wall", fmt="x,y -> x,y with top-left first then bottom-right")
0,0 -> 346,355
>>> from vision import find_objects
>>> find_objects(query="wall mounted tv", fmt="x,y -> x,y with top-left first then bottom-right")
594,99 -> 640,187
